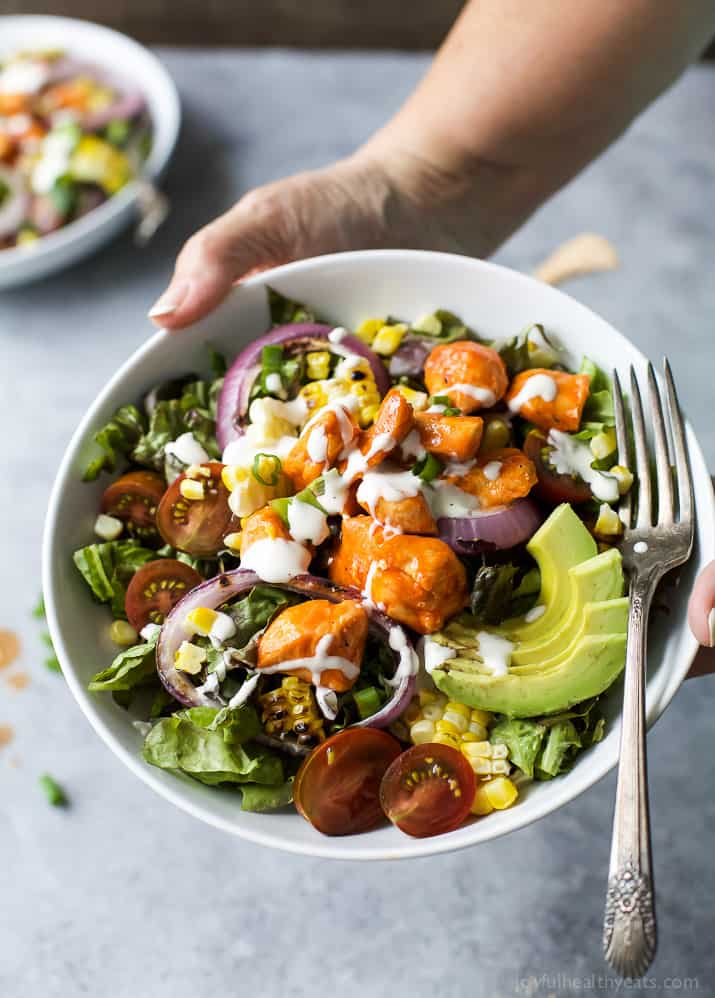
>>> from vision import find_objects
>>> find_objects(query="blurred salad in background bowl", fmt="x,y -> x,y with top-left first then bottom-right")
0,16 -> 179,289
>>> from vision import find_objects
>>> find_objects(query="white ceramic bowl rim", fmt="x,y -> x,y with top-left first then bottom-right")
0,15 -> 180,271
43,250 -> 714,860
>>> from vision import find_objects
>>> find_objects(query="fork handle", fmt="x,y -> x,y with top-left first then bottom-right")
603,576 -> 658,978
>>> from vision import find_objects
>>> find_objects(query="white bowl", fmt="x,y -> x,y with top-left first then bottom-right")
43,250 -> 715,860
0,16 -> 180,289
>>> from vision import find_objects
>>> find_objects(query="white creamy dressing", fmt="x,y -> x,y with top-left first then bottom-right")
240,537 -> 312,583
328,327 -> 348,344
319,467 -> 351,515
507,373 -> 558,414
259,633 -> 360,686
425,404 -> 447,415
425,481 -> 480,518
333,354 -> 364,379
222,395 -> 309,466
195,670 -> 222,698
400,429 -> 426,461
207,611 -> 237,649
140,623 -> 162,643
315,685 -> 339,720
228,672 -> 261,708
306,423 -> 329,464
476,631 -> 514,677
164,432 -> 210,467
547,429 -> 619,503
447,383 -> 497,407
362,560 -> 381,605
524,604 -> 546,623
0,59 -> 50,96
419,635 -> 457,676
482,460 -> 503,481
387,626 -> 419,687
633,541 -> 649,555
287,499 -> 330,545
356,465 -> 421,518
443,458 -> 477,477
32,129 -> 77,195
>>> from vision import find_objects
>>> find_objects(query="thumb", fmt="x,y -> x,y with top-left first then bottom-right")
688,559 -> 715,648
148,187 -> 291,329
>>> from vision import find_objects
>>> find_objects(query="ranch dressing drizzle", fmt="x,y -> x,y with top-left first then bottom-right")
507,373 -> 558,413
228,672 -> 261,708
386,626 -> 419,687
287,499 -> 330,545
447,383 -> 497,407
546,429 -> 619,503
165,432 -> 210,467
356,465 -> 422,518
400,429 -> 426,461
476,631 -> 514,677
418,636 -> 457,676
306,424 -> 329,464
524,604 -> 546,623
482,460 -> 503,481
258,633 -> 360,686
315,685 -> 339,720
240,537 -> 312,583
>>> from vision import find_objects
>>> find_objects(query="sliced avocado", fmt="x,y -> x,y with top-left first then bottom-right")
432,634 -> 627,717
500,504 -> 597,640
509,597 -> 629,674
510,548 -> 624,666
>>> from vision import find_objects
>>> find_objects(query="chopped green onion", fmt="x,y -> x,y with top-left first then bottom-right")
261,344 -> 284,370
429,395 -> 461,416
353,686 -> 383,720
412,452 -> 444,482
39,773 -> 68,807
32,594 -> 46,619
252,453 -> 282,486
270,497 -> 291,526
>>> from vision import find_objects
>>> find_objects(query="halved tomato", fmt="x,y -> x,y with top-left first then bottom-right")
523,429 -> 592,505
156,462 -> 237,557
379,743 -> 475,838
294,728 -> 402,836
124,559 -> 203,630
101,471 -> 166,544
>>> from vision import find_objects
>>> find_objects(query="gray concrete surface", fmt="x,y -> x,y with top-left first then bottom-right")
1,50 -> 714,998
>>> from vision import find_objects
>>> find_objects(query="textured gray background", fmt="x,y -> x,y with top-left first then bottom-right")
1,51 -> 714,998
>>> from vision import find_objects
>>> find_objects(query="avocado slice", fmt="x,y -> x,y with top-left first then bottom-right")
499,504 -> 597,641
432,634 -> 627,717
509,597 -> 629,674
510,549 -> 624,666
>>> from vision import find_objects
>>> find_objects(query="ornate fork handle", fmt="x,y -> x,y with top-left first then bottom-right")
603,575 -> 658,977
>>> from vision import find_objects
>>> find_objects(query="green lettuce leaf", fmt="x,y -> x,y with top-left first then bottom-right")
498,323 -> 559,376
469,563 -> 540,626
490,717 -> 546,779
73,540 -> 157,618
240,778 -> 294,812
224,585 -> 301,648
267,286 -> 318,325
535,720 -> 582,779
132,377 -> 221,472
580,357 -> 615,425
143,704 -> 284,787
82,404 -> 147,481
88,629 -> 159,692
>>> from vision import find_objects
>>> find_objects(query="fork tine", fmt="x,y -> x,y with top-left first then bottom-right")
663,358 -> 693,528
630,366 -> 652,529
612,369 -> 631,528
647,362 -> 674,525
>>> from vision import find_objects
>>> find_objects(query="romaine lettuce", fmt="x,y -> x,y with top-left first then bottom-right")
82,404 -> 147,481
88,628 -> 159,692
73,540 -> 157,618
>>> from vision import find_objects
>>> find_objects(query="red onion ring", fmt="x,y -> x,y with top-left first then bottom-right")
216,323 -> 390,449
45,58 -> 146,129
156,570 -> 416,747
437,498 -> 543,554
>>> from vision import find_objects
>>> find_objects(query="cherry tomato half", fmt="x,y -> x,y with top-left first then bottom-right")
124,559 -> 203,631
156,462 -> 237,557
101,471 -> 166,544
523,429 -> 592,506
294,728 -> 402,836
379,743 -> 476,838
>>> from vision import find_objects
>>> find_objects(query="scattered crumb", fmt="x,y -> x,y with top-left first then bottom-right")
0,724 -> 14,749
0,629 -> 20,670
6,671 -> 30,691
533,233 -> 619,286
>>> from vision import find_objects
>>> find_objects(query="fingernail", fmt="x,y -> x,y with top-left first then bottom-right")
708,607 -> 715,647
148,283 -> 187,319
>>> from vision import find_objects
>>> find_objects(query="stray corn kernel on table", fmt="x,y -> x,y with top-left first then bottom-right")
1,49 -> 714,998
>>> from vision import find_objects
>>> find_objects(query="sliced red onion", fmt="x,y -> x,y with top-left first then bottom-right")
216,323 -> 390,449
437,498 -> 543,554
156,570 -> 415,744
388,335 -> 434,379
43,58 -> 146,128
0,167 -> 29,240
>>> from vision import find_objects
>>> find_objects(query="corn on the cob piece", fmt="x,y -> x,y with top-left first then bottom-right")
471,776 -> 519,815
405,691 -> 494,749
258,676 -> 325,747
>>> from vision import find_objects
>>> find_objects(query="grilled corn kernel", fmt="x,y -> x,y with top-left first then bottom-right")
358,403 -> 380,428
306,351 -> 331,381
94,513 -> 123,541
409,719 -> 436,745
413,313 -> 443,337
590,428 -> 617,461
223,531 -> 243,552
482,776 -> 519,810
594,502 -> 623,538
356,318 -> 385,344
298,381 -> 329,412
174,641 -> 206,675
610,464 -> 634,495
394,385 -> 429,411
371,323 -> 408,357
185,607 -> 219,636
180,478 -> 205,501
258,676 -> 325,746
470,784 -> 495,816
109,620 -> 138,646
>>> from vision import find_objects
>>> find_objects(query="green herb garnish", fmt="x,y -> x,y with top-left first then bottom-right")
412,452 -> 444,482
39,773 -> 68,807
252,453 -> 282,486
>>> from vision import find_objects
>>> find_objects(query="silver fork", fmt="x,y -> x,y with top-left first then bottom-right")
602,359 -> 694,977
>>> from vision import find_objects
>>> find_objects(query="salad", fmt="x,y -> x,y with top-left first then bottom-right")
0,49 -> 150,250
74,289 -> 633,838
